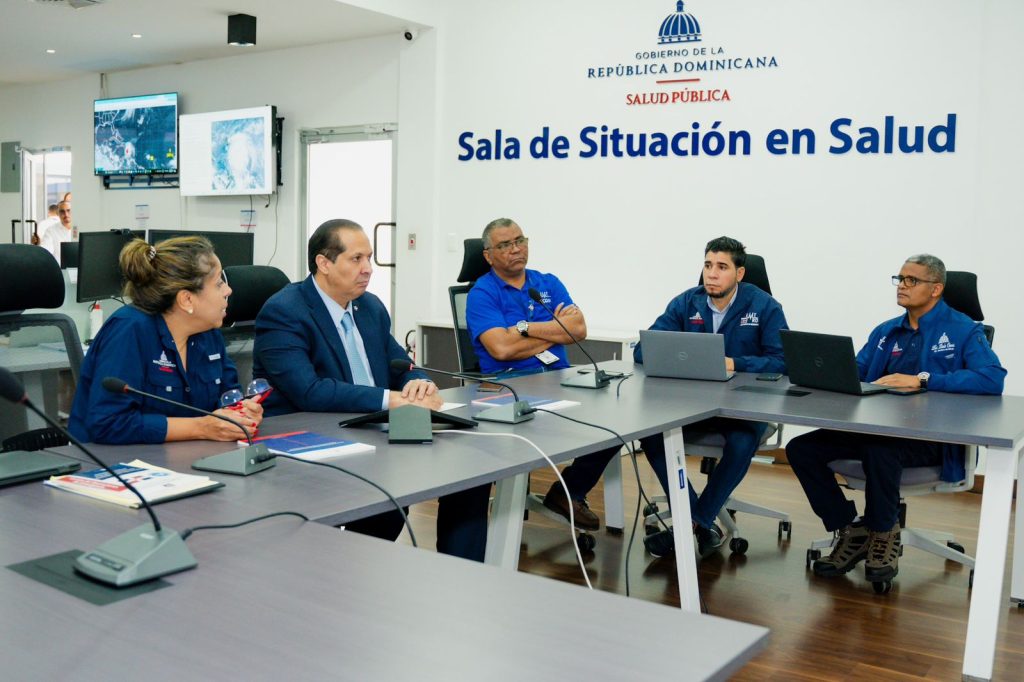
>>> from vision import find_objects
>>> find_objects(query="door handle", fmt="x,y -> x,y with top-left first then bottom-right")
373,222 -> 396,268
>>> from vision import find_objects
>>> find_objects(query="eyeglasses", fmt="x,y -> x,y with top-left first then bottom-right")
891,275 -> 939,287
485,237 -> 529,252
220,270 -> 229,286
219,378 -> 273,408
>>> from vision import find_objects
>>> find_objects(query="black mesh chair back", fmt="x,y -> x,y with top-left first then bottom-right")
698,253 -> 771,295
0,244 -> 84,382
449,284 -> 483,374
943,271 -> 994,345
456,239 -> 490,283
223,265 -> 290,327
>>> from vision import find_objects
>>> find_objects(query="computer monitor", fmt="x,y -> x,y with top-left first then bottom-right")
147,230 -> 255,268
76,230 -> 144,303
59,241 -> 79,269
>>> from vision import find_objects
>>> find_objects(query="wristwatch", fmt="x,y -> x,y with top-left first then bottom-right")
917,371 -> 930,389
516,320 -> 530,337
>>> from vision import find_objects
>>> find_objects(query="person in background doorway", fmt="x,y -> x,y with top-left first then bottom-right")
38,200 -> 75,260
33,204 -> 59,247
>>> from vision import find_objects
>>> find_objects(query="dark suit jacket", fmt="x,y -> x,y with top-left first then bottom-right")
253,276 -> 426,416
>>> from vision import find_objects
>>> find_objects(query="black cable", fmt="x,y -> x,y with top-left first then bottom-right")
181,510 -> 309,540
533,408 -> 678,600
615,374 -> 632,398
247,194 -> 253,233
272,454 -> 417,547
267,192 -> 281,265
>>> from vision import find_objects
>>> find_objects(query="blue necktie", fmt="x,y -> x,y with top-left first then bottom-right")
340,311 -> 373,386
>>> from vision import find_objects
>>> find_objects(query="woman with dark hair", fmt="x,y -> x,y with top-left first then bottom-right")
69,236 -> 262,444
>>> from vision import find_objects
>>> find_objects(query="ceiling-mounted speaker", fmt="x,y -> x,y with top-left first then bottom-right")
228,14 -> 256,47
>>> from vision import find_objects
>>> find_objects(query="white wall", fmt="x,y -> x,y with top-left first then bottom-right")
395,0 -> 1024,393
0,33 -> 407,279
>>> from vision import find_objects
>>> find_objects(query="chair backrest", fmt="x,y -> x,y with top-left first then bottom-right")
223,265 -> 290,327
1,427 -> 69,453
697,253 -> 771,296
943,270 -> 994,345
0,244 -> 65,313
0,244 -> 84,382
456,238 -> 490,283
448,284 -> 482,373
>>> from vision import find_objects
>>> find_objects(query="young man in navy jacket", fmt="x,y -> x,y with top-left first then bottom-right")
788,254 -> 1005,583
634,237 -> 789,557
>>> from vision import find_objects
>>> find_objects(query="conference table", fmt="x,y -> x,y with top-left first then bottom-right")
481,362 -> 1024,682
6,361 -> 1022,680
0,485 -> 768,681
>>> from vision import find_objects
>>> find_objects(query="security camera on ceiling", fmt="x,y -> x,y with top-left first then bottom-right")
403,28 -> 419,42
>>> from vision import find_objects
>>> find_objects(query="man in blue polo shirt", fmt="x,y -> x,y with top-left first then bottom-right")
634,236 -> 789,558
466,218 -> 618,531
788,254 -> 1005,584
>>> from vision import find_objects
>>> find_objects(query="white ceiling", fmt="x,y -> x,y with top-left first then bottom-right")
0,0 -> 421,86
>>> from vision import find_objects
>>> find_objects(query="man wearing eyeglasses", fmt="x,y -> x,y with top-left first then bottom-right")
466,217 -> 617,531
787,254 -> 1005,585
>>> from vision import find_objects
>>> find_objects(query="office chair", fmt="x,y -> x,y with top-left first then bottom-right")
222,265 -> 290,330
449,238 -> 623,547
806,270 -> 989,593
0,244 -> 84,385
644,254 -> 790,555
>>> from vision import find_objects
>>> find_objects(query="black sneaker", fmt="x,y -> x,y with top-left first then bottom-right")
644,528 -> 675,558
813,521 -> 869,577
694,523 -> 725,559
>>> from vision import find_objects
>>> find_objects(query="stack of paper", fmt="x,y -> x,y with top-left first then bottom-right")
45,460 -> 223,508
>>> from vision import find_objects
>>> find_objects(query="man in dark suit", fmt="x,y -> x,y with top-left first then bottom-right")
253,219 -> 490,561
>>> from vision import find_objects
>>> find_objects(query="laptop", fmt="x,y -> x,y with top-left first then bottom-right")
639,330 -> 735,381
0,450 -> 80,487
780,330 -> 886,395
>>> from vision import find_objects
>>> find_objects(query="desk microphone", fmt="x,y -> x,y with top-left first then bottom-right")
389,360 -> 534,424
101,376 -> 274,477
0,366 -> 196,587
527,288 -> 610,389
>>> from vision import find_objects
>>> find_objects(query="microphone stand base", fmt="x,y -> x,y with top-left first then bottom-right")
561,370 -> 611,389
192,443 -> 275,476
74,524 -> 197,587
475,401 -> 535,424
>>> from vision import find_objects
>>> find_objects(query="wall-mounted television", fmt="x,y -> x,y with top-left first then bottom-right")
179,105 -> 276,196
93,92 -> 178,176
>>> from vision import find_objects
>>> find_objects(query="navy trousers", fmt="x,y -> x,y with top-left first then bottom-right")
345,484 -> 492,562
641,417 -> 768,530
786,429 -> 948,532
557,445 -> 624,501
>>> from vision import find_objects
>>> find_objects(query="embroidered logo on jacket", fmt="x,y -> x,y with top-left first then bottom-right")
890,341 -> 903,357
689,311 -> 704,325
931,332 -> 955,354
877,335 -> 887,351
153,351 -> 176,373
739,312 -> 759,327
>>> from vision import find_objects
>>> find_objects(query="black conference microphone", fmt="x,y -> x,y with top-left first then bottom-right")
101,376 -> 274,477
0,366 -> 196,587
389,359 -> 534,424
527,287 -> 610,389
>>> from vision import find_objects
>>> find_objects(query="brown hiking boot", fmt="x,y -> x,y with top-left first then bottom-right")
542,481 -> 600,531
865,523 -> 902,582
813,522 -> 869,577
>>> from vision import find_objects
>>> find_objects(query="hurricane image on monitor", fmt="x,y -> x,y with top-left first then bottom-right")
211,117 -> 266,191
94,93 -> 178,175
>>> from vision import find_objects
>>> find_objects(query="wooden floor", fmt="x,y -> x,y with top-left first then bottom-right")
403,454 -> 1024,680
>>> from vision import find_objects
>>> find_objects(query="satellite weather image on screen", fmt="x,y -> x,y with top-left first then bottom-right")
211,116 -> 266,191
94,93 -> 178,175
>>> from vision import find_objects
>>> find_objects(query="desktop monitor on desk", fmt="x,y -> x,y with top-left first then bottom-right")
147,230 -> 254,268
75,230 -> 144,303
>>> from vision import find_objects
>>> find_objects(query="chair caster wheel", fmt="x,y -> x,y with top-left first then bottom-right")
643,502 -> 659,517
577,533 -> 596,552
778,520 -> 792,540
872,580 -> 893,595
806,549 -> 821,570
947,541 -> 966,554
729,537 -> 749,555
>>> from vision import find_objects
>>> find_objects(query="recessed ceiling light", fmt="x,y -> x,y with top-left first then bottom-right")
131,33 -> 142,39
45,49 -> 56,54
